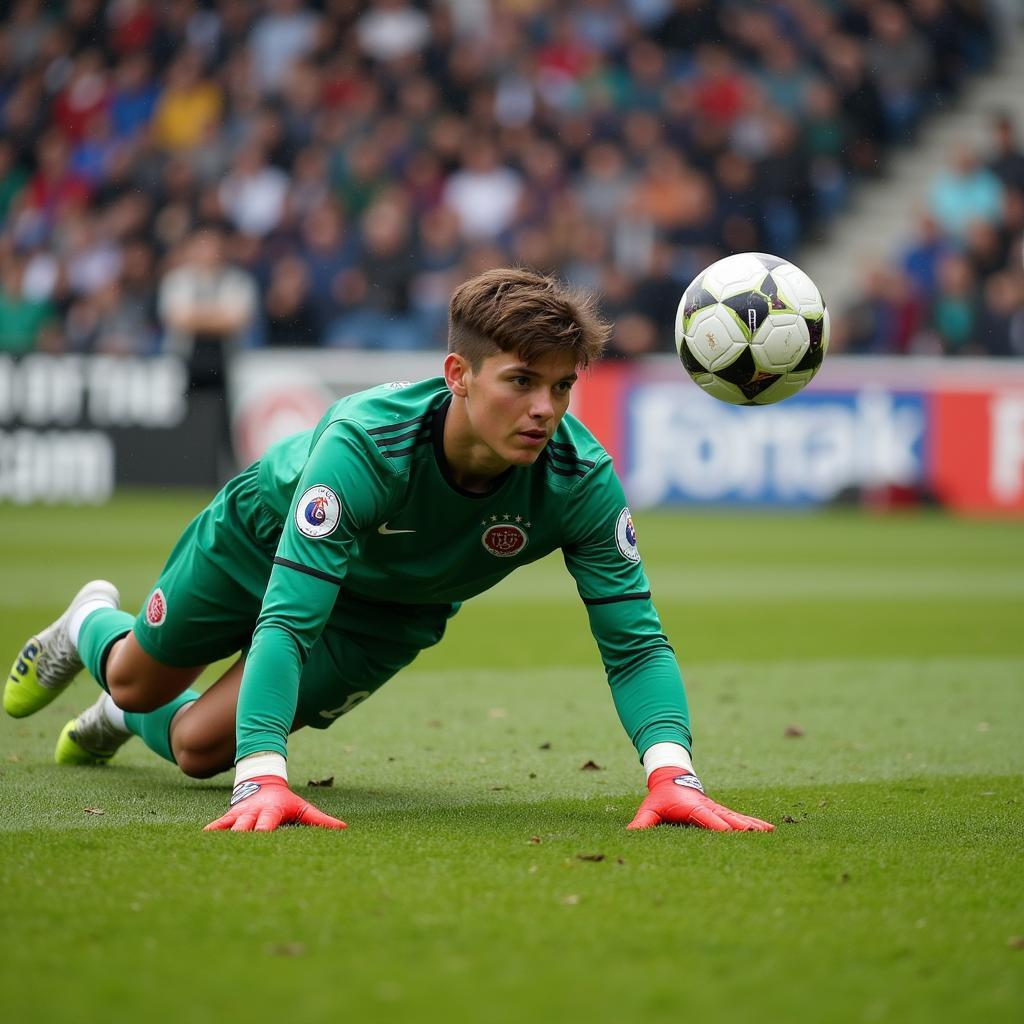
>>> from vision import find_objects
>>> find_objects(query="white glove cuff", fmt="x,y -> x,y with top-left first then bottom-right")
642,742 -> 694,779
234,752 -> 287,786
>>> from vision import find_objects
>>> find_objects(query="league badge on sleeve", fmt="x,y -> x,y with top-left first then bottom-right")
615,507 -> 641,563
295,485 -> 342,539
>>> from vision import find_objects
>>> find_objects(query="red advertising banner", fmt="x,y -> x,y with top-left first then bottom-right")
930,389 -> 1024,514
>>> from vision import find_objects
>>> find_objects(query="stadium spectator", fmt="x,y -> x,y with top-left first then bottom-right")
845,264 -> 923,355
217,143 -> 290,238
328,194 -> 420,350
901,211 -> 959,300
249,0 -> 321,96
864,2 -> 933,140
356,0 -> 431,64
151,50 -> 222,152
927,252 -> 981,355
0,250 -> 57,353
442,137 -> 523,243
109,51 -> 160,142
977,270 -> 1024,357
929,144 -> 1005,239
157,224 -> 257,383
262,254 -> 321,347
0,140 -> 28,222
988,111 -> 1024,193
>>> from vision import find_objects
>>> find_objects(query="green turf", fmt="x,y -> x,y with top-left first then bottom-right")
1,495 -> 1022,1024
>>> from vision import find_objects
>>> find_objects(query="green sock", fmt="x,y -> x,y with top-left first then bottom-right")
124,691 -> 199,764
77,608 -> 135,692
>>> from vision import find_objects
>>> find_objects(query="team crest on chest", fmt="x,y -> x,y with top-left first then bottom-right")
295,484 -> 342,538
480,512 -> 531,558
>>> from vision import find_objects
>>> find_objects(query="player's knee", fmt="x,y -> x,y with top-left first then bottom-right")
171,725 -> 232,780
175,748 -> 225,779
106,680 -> 164,714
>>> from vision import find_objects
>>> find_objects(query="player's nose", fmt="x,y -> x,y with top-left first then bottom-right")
529,391 -> 554,420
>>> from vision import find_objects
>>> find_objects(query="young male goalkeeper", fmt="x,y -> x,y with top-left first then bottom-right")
4,268 -> 773,835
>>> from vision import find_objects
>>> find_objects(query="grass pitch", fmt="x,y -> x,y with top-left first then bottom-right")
1,496 -> 1022,1024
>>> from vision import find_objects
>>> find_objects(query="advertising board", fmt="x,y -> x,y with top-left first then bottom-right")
573,357 -> 1024,514
0,354 -> 217,502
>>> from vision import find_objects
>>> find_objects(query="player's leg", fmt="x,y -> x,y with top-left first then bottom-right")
164,658 -> 246,778
295,597 -> 457,731
58,657 -> 308,775
7,465 -> 268,724
4,580 -> 124,719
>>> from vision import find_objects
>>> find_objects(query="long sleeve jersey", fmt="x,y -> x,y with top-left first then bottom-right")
235,378 -> 692,762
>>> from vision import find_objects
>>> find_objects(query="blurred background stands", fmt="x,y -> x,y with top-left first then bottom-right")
0,0 -> 1017,359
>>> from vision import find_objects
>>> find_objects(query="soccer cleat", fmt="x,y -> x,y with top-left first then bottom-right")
55,693 -> 132,766
4,580 -> 120,718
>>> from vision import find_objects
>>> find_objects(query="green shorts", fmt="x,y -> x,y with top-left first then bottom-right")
133,464 -> 455,729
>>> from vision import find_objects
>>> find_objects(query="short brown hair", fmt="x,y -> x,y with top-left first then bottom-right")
448,267 -> 609,370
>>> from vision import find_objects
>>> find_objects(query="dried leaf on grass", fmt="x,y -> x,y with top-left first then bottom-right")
265,943 -> 305,957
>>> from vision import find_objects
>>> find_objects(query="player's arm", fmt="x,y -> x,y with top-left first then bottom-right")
562,460 -> 773,833
206,423 -> 397,833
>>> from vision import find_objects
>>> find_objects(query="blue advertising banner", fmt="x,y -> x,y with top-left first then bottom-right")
621,384 -> 928,506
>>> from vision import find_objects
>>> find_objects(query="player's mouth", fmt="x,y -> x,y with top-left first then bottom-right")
517,429 -> 548,448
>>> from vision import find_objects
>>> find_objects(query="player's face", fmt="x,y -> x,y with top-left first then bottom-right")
445,349 -> 579,475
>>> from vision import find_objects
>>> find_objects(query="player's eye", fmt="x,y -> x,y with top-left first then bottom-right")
511,376 -> 531,387
555,380 -> 574,394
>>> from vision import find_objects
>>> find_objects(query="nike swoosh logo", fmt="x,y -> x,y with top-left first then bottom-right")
377,523 -> 416,535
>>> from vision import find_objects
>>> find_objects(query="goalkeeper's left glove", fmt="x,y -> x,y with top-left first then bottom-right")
627,767 -> 774,832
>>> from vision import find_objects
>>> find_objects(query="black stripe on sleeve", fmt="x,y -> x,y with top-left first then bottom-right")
366,414 -> 429,436
580,591 -> 652,606
373,424 -> 431,448
546,462 -> 587,477
546,443 -> 596,468
382,435 -> 432,459
273,557 -> 344,585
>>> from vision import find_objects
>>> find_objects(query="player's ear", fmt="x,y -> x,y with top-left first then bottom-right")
444,352 -> 472,397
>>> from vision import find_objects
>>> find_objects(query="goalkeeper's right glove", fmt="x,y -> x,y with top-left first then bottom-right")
204,775 -> 347,833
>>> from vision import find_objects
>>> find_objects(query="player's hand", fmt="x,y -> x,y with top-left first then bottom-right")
204,775 -> 347,833
627,766 -> 774,832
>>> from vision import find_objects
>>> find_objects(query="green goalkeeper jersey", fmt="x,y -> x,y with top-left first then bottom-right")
237,378 -> 691,762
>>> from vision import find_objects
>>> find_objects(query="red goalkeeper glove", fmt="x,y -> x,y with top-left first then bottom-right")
627,767 -> 774,832
204,776 -> 347,833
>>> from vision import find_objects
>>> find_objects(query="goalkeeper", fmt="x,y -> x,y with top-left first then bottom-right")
4,268 -> 773,835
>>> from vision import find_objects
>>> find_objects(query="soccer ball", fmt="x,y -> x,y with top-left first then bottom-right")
674,252 -> 829,405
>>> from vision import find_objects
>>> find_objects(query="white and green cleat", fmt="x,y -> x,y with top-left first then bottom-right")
55,693 -> 132,766
4,580 -> 120,718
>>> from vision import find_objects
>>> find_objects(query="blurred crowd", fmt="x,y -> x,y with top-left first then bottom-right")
0,0 -> 1011,362
846,113 -> 1024,356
